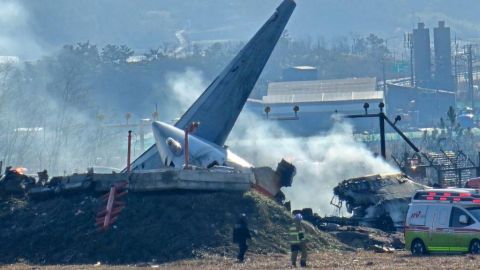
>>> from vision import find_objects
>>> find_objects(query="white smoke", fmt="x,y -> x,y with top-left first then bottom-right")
229,111 -> 399,215
0,1 -> 45,60
163,69 -> 398,215
174,29 -> 190,57
165,68 -> 205,119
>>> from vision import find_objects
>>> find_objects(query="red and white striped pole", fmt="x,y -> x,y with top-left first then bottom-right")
184,122 -> 199,169
103,185 -> 117,228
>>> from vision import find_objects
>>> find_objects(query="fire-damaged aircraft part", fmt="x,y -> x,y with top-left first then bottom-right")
129,0 -> 296,172
333,173 -> 429,231
0,168 -> 35,194
276,159 -> 296,187
152,121 -> 252,170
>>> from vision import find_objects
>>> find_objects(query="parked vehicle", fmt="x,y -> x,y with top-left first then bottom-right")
465,178 -> 480,189
405,188 -> 480,255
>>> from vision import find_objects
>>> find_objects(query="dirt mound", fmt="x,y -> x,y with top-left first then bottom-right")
330,226 -> 405,250
0,191 -> 340,264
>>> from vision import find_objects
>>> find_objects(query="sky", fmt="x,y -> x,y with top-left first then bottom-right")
1,0 -> 480,59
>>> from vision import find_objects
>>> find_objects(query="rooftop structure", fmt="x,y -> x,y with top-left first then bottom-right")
247,77 -> 383,135
263,91 -> 383,104
264,77 -> 381,105
267,77 -> 377,96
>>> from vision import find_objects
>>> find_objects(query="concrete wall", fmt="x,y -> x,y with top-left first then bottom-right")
93,170 -> 252,192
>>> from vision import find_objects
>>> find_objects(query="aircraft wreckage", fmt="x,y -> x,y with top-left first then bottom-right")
1,0 -> 297,200
125,0 -> 297,198
1,0 -> 431,233
333,173 -> 429,230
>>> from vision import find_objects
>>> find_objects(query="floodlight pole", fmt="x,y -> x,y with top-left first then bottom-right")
379,112 -> 386,159
344,103 -> 419,160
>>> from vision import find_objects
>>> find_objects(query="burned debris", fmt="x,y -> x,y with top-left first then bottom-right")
0,167 -> 36,195
332,173 -> 428,231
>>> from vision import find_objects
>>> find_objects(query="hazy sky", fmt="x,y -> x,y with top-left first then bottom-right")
2,0 -> 480,59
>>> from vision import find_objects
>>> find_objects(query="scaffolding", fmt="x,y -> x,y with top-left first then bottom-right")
392,150 -> 480,187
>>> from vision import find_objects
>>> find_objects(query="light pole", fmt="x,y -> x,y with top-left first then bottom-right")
264,106 -> 271,119
345,103 -> 419,159
293,105 -> 299,118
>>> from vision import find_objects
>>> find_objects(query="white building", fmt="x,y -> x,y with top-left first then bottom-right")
247,77 -> 384,135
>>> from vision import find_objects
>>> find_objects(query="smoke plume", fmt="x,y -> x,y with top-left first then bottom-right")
229,112 -> 399,215
0,1 -> 45,59
163,69 -> 398,215
164,68 -> 205,120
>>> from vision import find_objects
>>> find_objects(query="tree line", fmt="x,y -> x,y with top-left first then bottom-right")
0,32 -> 403,175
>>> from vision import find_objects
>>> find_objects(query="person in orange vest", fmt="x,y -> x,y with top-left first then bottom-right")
288,213 -> 308,267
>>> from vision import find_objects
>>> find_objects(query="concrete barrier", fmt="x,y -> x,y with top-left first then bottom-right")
92,169 -> 252,192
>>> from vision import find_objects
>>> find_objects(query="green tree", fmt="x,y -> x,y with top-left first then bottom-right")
447,106 -> 456,127
101,44 -> 134,64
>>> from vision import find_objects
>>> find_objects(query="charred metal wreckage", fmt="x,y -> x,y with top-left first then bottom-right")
332,173 -> 429,231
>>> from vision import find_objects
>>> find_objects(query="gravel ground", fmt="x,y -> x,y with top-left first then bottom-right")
3,250 -> 479,270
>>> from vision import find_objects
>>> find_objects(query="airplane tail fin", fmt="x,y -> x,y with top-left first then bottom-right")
175,0 -> 296,145
128,0 -> 296,171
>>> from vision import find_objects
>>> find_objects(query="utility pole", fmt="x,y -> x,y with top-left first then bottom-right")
407,33 -> 415,87
379,103 -> 386,159
139,120 -> 145,151
382,57 -> 387,92
127,130 -> 132,173
467,45 -> 474,111
454,35 -> 458,92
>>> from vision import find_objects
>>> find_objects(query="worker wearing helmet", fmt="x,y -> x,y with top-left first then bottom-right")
233,213 -> 251,263
288,213 -> 308,267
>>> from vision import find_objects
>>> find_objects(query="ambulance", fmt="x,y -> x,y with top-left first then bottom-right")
405,189 -> 480,255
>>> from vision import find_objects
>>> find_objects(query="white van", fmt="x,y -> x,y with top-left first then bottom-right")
405,188 -> 480,255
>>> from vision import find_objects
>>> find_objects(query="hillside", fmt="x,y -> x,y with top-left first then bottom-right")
0,191 -> 341,264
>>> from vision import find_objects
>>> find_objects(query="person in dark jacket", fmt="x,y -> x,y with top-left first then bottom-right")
233,213 -> 251,262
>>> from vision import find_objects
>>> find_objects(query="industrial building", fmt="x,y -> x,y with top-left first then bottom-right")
411,21 -> 455,92
246,76 -> 456,136
385,21 -> 456,128
386,84 -> 456,127
413,23 -> 432,88
247,77 -> 383,135
434,21 -> 454,91
244,20 -> 459,137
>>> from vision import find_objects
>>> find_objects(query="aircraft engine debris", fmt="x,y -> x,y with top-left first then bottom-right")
333,173 -> 429,231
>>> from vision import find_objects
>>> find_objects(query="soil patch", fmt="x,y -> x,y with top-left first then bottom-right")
0,191 -> 341,264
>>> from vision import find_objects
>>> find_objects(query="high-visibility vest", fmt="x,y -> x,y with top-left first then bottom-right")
288,226 -> 304,245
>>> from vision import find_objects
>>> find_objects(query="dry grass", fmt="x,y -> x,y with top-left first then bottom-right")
3,250 -> 479,270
